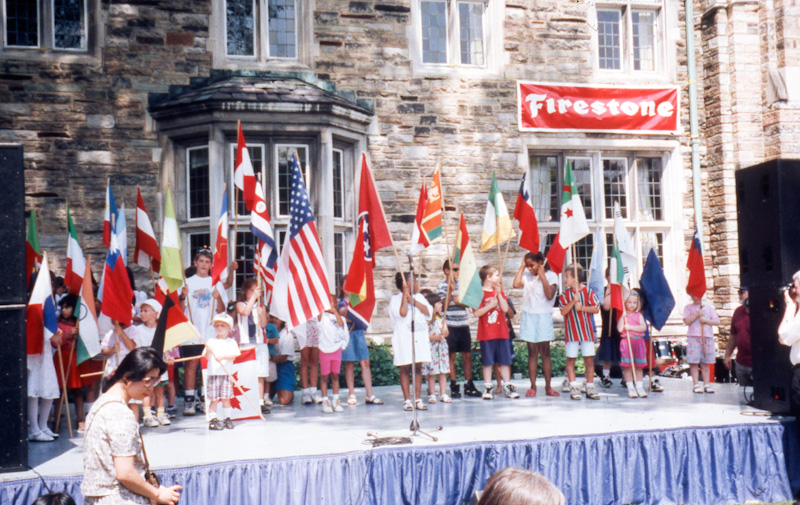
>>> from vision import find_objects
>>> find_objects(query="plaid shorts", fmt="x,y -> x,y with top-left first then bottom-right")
206,374 -> 233,402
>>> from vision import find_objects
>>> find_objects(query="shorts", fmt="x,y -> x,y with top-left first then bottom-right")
206,374 -> 233,402
519,312 -> 555,343
480,339 -> 512,367
619,337 -> 648,368
274,361 -> 296,392
686,336 -> 715,364
735,362 -> 753,387
565,341 -> 596,358
255,344 -> 270,378
342,329 -> 370,362
266,362 -> 278,383
446,326 -> 472,354
320,349 -> 342,376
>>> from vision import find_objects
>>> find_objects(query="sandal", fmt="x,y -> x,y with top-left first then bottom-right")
365,395 -> 384,405
440,394 -> 452,403
525,388 -> 537,398
428,394 -> 437,404
415,399 -> 428,410
347,394 -> 358,406
403,399 -> 413,411
545,388 -> 560,397
704,385 -> 715,394
692,383 -> 704,394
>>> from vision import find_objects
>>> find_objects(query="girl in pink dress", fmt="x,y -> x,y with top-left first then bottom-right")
617,291 -> 648,398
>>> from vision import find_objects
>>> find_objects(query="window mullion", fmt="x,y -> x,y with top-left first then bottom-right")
259,0 -> 268,59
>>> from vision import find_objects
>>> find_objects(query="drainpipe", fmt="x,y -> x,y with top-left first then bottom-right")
685,0 -> 703,241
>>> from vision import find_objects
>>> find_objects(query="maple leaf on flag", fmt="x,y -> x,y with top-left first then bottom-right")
230,370 -> 250,411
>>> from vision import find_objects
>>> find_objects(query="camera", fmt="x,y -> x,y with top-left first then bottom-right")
783,283 -> 796,297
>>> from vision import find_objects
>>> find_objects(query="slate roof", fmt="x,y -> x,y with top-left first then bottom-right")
149,75 -> 372,119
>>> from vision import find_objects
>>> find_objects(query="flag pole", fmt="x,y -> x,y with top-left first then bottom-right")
149,266 -> 157,297
215,357 -> 266,421
495,214 -> 504,288
232,122 -> 241,269
439,162 -> 456,313
622,312 -> 638,397
442,211 -> 460,314
55,345 -> 74,438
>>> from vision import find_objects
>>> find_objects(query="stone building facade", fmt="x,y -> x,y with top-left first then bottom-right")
2,0 -> 796,337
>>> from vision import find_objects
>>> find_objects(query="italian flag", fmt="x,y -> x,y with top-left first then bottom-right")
480,172 -> 516,252
159,189 -> 184,292
455,213 -> 484,309
26,210 -> 41,289
64,206 -> 86,295
76,258 -> 101,364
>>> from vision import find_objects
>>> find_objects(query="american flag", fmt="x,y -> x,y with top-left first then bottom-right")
254,240 -> 276,304
269,152 -> 331,328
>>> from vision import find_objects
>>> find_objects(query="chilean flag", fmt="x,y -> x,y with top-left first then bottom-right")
103,179 -> 119,249
686,227 -> 706,299
134,188 -> 161,271
513,171 -> 540,253
27,251 -> 58,355
101,228 -> 133,326
234,123 -> 258,212
211,188 -> 230,286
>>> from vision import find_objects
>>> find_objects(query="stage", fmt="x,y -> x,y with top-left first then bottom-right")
2,378 -> 799,505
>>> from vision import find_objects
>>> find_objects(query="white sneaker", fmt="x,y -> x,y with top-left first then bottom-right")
333,398 -> 344,413
157,413 -> 172,425
561,379 -> 571,393
312,392 -> 324,404
301,391 -> 313,405
264,398 -> 274,407
503,384 -> 520,399
143,416 -> 159,428
482,384 -> 494,400
322,398 -> 333,414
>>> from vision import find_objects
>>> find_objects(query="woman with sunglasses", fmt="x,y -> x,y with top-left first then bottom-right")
82,347 -> 182,505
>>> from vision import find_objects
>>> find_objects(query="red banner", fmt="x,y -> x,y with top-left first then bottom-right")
517,81 -> 679,133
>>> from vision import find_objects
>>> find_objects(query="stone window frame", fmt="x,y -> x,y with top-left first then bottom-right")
591,0 -> 669,80
408,0 -> 503,77
168,128 -> 359,295
0,0 -> 102,62
526,139 -> 683,296
209,0 -> 314,71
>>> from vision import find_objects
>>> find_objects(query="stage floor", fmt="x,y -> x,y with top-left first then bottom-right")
5,377 -> 783,482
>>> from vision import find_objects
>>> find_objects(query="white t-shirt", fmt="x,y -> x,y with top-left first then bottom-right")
204,337 -> 240,376
522,270 -> 559,314
388,293 -> 432,366
101,326 -> 141,376
135,324 -> 156,348
317,313 -> 348,353
183,275 -> 229,344
277,328 -> 296,361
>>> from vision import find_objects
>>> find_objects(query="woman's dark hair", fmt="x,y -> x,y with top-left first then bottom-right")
238,278 -> 258,302
109,347 -> 167,386
58,294 -> 79,323
31,492 -> 77,505
524,252 -> 545,264
424,292 -> 441,307
337,275 -> 347,300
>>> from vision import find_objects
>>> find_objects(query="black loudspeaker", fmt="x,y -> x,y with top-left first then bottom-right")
0,145 -> 27,472
735,159 -> 800,414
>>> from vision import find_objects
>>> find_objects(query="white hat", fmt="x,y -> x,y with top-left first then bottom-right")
212,312 -> 234,329
138,299 -> 162,315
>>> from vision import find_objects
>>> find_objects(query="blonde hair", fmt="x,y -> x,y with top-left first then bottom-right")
477,467 -> 565,505
625,291 -> 642,312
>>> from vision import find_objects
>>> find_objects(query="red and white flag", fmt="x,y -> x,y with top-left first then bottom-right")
254,241 -> 276,304
270,153 -> 331,329
513,171 -> 540,253
409,182 -> 430,254
102,180 -> 118,249
234,124 -> 257,213
201,347 -> 260,421
134,188 -> 161,271
210,188 -> 229,286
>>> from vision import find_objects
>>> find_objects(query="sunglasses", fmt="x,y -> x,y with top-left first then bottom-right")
141,376 -> 160,387
452,268 -> 460,272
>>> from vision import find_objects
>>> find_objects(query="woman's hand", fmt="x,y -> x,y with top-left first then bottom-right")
156,484 -> 182,505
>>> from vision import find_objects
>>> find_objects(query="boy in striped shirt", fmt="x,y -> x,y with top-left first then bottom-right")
558,264 -> 601,400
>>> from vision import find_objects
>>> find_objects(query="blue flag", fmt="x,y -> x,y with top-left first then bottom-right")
639,249 -> 675,331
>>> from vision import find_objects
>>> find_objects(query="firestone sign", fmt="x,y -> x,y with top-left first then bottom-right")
517,81 -> 679,134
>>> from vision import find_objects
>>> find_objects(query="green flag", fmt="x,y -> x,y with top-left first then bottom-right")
159,189 -> 184,292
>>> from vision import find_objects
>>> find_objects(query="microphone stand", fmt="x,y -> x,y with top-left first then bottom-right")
407,253 -> 439,442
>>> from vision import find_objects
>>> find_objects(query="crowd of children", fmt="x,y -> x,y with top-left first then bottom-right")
27,243 -> 729,441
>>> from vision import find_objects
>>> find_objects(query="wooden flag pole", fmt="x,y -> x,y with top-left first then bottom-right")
622,313 -> 638,397
149,266 -> 157,297
442,210 -> 460,315
55,345 -> 74,438
232,122 -> 241,266
439,162 -> 457,314
495,214 -> 504,289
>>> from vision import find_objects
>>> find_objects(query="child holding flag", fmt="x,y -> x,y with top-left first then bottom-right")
617,291 -> 649,398
53,295 -> 87,429
203,313 -> 240,430
559,264 -> 601,400
683,294 -> 719,393
235,279 -> 270,413
135,299 -> 173,427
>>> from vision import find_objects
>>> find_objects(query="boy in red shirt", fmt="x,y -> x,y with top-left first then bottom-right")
559,263 -> 601,400
474,265 -> 520,400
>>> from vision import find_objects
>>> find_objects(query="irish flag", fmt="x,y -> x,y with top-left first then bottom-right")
26,210 -> 41,289
480,172 -> 515,252
455,213 -> 483,309
159,189 -> 184,292
64,206 -> 86,295
76,258 -> 101,364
